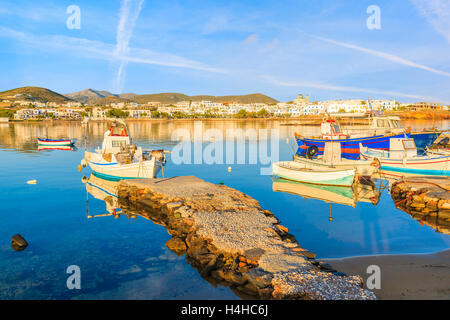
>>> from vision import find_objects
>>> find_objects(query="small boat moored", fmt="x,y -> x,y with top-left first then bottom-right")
37,137 -> 76,146
81,120 -> 169,180
272,160 -> 355,187
360,138 -> 450,177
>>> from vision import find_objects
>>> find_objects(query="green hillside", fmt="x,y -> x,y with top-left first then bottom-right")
0,87 -> 72,103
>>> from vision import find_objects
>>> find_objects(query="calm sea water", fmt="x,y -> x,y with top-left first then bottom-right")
0,119 -> 449,299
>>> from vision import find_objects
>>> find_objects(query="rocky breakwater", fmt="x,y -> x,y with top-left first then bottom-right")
117,176 -> 376,300
391,177 -> 450,235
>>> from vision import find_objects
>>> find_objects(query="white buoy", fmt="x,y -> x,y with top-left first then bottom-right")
27,180 -> 37,184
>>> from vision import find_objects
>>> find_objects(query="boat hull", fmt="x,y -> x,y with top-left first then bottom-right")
361,151 -> 450,177
293,155 -> 378,176
410,131 -> 442,150
295,133 -> 408,160
85,152 -> 163,180
272,161 -> 355,186
37,138 -> 75,146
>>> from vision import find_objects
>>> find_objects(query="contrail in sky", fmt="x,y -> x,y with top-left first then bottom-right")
311,34 -> 450,77
114,0 -> 145,93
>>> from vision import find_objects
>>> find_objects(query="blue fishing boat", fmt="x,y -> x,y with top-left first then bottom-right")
295,119 -> 408,160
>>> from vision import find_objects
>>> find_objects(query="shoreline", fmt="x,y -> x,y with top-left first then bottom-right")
322,249 -> 450,300
6,111 -> 449,123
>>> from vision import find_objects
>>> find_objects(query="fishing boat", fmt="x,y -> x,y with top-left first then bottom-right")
425,133 -> 450,156
294,141 -> 379,176
360,138 -> 450,177
80,120 -> 169,180
272,160 -> 355,187
37,137 -> 76,146
295,117 -> 408,160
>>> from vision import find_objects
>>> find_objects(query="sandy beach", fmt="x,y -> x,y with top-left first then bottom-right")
323,249 -> 450,300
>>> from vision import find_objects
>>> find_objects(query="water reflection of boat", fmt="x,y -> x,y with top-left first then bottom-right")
84,174 -> 143,220
272,177 -> 381,207
38,145 -> 77,151
361,138 -> 450,177
81,120 -> 168,180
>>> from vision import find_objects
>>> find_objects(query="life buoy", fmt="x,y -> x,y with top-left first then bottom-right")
306,145 -> 318,159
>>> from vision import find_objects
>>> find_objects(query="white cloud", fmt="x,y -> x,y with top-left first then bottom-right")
114,0 -> 145,93
262,75 -> 444,102
311,34 -> 450,77
243,34 -> 259,45
0,26 -> 226,75
411,0 -> 450,43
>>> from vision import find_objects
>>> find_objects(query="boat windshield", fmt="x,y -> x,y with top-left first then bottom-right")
390,120 -> 400,128
332,124 -> 340,133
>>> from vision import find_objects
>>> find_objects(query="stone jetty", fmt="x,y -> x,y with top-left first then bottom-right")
117,176 -> 376,300
391,177 -> 450,235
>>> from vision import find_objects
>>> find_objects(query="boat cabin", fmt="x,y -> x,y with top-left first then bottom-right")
101,122 -> 131,154
320,120 -> 348,140
369,116 -> 404,135
389,138 -> 418,159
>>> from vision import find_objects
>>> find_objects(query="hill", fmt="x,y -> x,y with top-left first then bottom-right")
94,96 -> 131,105
0,87 -> 72,103
65,88 -> 117,104
132,92 -> 278,104
3,87 -> 280,105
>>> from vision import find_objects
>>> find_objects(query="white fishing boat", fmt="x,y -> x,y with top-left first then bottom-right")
294,141 -> 379,176
80,120 -> 168,180
272,160 -> 355,187
360,138 -> 450,177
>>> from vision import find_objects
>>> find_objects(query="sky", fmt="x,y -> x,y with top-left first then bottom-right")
0,0 -> 449,103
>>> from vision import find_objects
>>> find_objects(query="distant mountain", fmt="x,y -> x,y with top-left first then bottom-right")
0,87 -> 72,103
2,87 -> 280,105
132,92 -> 279,104
118,93 -> 138,100
94,96 -> 131,105
64,88 -> 117,104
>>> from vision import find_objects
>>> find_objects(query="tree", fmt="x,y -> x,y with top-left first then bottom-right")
106,109 -> 129,118
257,108 -> 269,118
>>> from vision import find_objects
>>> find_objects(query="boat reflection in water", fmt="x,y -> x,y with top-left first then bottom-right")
38,145 -> 78,152
272,176 -> 381,210
83,174 -> 144,221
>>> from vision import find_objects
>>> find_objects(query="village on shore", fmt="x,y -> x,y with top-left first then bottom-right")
0,90 -> 449,122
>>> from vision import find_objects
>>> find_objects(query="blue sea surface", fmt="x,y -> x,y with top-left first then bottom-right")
0,120 -> 448,299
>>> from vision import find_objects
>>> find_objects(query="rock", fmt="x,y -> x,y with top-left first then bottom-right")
165,237 -> 187,256
11,234 -> 28,251
244,248 -> 265,261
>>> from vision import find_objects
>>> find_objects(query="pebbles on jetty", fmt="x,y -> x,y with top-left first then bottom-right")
117,176 -> 375,300
391,177 -> 450,235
